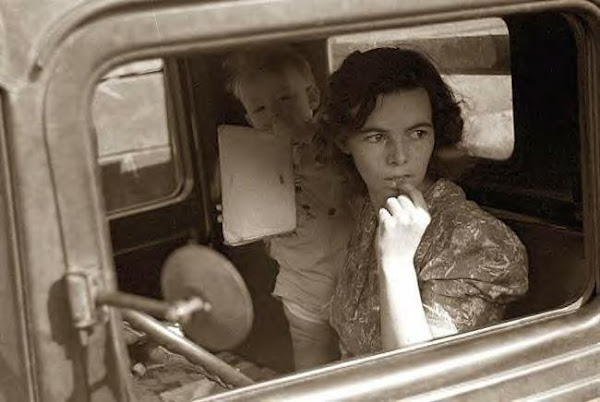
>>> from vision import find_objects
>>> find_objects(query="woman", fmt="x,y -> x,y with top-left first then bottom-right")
320,48 -> 528,358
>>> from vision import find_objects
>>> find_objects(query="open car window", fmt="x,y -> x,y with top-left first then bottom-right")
86,9 -> 593,401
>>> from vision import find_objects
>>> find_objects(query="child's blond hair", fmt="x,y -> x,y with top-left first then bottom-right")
223,45 -> 315,100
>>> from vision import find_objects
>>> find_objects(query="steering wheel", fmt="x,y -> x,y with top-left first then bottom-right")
125,245 -> 255,387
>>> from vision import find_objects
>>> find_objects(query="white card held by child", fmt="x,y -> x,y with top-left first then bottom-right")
218,124 -> 296,245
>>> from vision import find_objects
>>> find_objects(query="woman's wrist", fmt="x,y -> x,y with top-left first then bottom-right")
378,255 -> 431,349
378,255 -> 416,277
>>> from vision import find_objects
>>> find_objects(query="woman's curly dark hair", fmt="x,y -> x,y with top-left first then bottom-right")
317,47 -> 464,192
322,47 -> 463,146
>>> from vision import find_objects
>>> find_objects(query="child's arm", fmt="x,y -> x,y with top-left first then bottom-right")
377,185 -> 432,350
211,159 -> 222,205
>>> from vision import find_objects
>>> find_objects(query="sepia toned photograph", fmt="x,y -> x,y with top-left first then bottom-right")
0,0 -> 598,401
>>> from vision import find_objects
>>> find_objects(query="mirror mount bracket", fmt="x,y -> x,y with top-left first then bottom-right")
64,269 -> 210,333
64,269 -> 108,332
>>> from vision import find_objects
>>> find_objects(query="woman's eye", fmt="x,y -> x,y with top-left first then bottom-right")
279,94 -> 292,102
252,106 -> 266,114
409,129 -> 429,139
365,133 -> 384,143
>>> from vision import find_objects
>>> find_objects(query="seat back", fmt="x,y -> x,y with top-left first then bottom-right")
502,218 -> 588,319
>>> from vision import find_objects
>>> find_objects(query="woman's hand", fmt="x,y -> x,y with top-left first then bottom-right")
377,183 -> 431,267
377,183 -> 433,349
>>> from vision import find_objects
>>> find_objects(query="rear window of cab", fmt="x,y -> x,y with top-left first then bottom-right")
329,18 -> 514,161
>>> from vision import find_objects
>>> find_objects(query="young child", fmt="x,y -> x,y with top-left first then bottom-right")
222,46 -> 354,370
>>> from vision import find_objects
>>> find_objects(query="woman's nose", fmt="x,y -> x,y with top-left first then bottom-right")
386,137 -> 408,165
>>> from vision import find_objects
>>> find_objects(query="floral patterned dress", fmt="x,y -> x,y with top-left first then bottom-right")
329,179 -> 529,358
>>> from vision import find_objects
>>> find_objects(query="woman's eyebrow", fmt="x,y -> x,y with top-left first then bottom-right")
358,122 -> 433,133
357,126 -> 388,133
406,121 -> 433,131
406,122 -> 434,131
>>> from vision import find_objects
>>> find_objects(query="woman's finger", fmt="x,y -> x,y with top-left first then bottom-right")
399,183 -> 428,212
384,196 -> 403,216
384,197 -> 410,224
378,207 -> 395,233
397,195 -> 416,214
379,207 -> 392,223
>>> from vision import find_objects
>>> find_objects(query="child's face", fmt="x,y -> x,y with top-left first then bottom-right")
340,88 -> 435,209
238,68 -> 319,134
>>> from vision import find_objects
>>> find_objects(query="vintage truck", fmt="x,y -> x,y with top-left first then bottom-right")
1,0 -> 599,400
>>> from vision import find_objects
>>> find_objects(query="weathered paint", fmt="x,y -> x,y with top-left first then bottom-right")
0,1 -> 598,401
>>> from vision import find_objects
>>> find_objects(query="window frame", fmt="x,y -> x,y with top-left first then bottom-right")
0,93 -> 35,402
35,0 -> 600,399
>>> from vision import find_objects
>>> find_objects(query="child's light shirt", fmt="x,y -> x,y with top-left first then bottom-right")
269,135 -> 354,322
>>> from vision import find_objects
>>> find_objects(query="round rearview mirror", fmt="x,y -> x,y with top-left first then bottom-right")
161,245 -> 253,351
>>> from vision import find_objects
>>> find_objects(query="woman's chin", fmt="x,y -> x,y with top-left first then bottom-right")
371,189 -> 401,209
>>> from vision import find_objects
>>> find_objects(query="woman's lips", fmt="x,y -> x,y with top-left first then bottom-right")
384,175 -> 412,190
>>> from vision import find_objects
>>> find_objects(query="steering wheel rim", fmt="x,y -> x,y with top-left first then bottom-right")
161,245 -> 254,352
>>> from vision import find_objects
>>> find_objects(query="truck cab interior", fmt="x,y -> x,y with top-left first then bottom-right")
93,9 -> 591,390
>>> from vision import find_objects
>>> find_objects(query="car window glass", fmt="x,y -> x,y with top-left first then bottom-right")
93,59 -> 181,213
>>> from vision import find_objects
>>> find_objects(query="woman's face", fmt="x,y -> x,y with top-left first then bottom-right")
342,88 -> 435,209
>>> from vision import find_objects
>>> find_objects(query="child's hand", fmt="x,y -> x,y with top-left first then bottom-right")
216,204 -> 223,223
377,184 -> 431,266
271,116 -> 293,139
272,116 -> 312,142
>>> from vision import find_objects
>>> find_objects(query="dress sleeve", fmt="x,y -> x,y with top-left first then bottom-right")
418,206 -> 529,334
